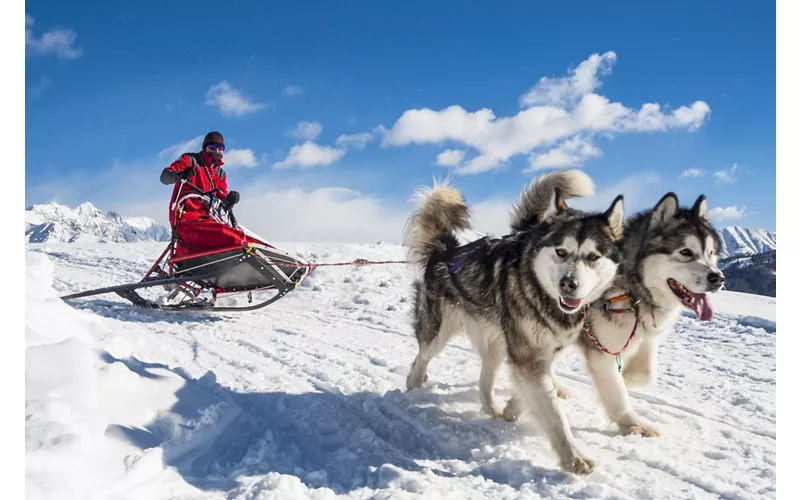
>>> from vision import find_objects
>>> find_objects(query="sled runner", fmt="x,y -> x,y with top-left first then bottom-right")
60,180 -> 313,311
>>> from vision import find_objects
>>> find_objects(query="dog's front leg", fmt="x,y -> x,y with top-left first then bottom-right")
510,359 -> 594,475
622,337 -> 658,388
503,350 -> 570,423
584,347 -> 660,437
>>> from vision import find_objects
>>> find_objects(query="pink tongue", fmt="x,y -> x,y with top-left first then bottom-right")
562,297 -> 582,308
690,293 -> 714,321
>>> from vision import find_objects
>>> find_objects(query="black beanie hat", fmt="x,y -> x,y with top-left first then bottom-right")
202,131 -> 224,149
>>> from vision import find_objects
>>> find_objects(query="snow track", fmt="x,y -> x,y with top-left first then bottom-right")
27,242 -> 776,499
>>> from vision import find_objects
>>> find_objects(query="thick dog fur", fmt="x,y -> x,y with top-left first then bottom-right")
403,169 -> 625,475
558,192 -> 725,438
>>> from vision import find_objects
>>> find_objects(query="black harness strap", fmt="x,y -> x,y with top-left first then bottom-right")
186,152 -> 217,191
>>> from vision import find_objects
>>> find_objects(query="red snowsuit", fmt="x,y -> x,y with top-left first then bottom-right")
164,152 -> 230,225
161,152 -> 256,259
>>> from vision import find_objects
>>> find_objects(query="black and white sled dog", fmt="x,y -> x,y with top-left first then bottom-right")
403,169 -> 625,475
553,191 -> 725,438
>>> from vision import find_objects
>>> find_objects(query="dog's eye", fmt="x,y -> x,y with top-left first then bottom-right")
679,249 -> 694,258
587,253 -> 600,262
556,248 -> 567,258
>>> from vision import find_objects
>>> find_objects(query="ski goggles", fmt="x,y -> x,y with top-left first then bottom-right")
207,143 -> 225,151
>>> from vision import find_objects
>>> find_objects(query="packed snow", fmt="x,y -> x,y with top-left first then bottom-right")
26,241 -> 776,499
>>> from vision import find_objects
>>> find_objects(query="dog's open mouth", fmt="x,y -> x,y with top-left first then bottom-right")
667,278 -> 714,321
558,296 -> 582,312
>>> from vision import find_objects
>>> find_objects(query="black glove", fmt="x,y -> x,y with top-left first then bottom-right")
178,167 -> 196,181
225,191 -> 240,206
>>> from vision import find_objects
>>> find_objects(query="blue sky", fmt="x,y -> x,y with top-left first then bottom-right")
24,0 -> 776,241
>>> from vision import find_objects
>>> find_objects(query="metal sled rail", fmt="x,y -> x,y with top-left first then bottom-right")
60,247 -> 306,312
59,272 -> 218,301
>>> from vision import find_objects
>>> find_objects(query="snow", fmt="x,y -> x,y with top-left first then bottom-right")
717,226 -> 776,259
26,241 -> 777,499
25,202 -> 170,243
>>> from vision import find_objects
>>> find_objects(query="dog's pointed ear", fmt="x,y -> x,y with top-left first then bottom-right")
554,187 -> 569,214
692,194 -> 708,220
604,194 -> 624,240
650,192 -> 678,230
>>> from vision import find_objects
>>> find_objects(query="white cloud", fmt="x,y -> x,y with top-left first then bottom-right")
154,136 -> 259,169
283,85 -> 303,98
435,149 -> 466,167
527,136 -> 601,170
290,121 -> 323,141
336,132 -> 374,150
25,14 -> 82,60
519,51 -> 617,108
708,205 -> 751,222
679,168 -> 707,179
714,163 -> 738,184
569,172 -> 663,215
223,149 -> 259,169
234,186 -> 410,243
273,141 -> 345,169
158,136 -> 203,160
29,77 -> 53,98
379,52 -> 711,175
205,81 -> 267,117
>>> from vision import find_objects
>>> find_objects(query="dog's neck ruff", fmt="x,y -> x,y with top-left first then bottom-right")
583,294 -> 640,372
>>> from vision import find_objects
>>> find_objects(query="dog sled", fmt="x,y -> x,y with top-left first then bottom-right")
60,180 -> 313,311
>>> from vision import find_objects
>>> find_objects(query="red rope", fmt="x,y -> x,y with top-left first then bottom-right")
289,258 -> 410,269
582,305 -> 639,373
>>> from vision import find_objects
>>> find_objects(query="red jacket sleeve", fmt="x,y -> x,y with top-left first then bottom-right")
160,154 -> 195,185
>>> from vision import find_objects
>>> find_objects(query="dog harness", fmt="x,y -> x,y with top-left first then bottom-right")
583,294 -> 641,372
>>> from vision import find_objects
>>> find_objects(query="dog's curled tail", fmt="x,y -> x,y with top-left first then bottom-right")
404,180 -> 471,267
510,168 -> 594,232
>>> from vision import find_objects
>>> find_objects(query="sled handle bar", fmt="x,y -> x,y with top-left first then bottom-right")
182,180 -> 223,198
178,180 -> 239,227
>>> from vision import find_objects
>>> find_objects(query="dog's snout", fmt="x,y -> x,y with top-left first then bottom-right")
707,272 -> 724,286
559,276 -> 578,295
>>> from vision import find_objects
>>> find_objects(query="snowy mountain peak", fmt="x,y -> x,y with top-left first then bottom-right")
25,202 -> 171,244
717,225 -> 776,259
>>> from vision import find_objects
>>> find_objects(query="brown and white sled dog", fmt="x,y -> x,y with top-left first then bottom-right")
403,169 -> 625,475
554,192 -> 725,437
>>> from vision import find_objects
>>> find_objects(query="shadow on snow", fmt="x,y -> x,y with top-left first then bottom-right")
100,352 -> 575,495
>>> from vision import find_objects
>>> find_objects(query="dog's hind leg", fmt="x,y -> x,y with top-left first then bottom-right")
406,301 -> 461,390
464,320 -> 508,418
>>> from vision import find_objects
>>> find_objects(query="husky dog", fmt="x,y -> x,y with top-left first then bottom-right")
404,169 -> 625,474
561,192 -> 725,437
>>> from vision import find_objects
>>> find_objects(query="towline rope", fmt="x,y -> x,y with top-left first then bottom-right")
289,258 -> 410,268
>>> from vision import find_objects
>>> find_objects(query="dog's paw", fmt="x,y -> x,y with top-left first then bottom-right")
486,406 -> 504,419
501,397 -> 524,422
561,454 -> 595,475
620,422 -> 660,438
405,372 -> 428,390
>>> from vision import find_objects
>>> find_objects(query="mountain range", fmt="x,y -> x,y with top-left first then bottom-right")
25,202 -> 171,243
23,202 -> 777,297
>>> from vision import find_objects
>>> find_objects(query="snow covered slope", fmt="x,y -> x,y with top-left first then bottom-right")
26,241 -> 776,499
717,226 -> 776,258
25,202 -> 170,243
